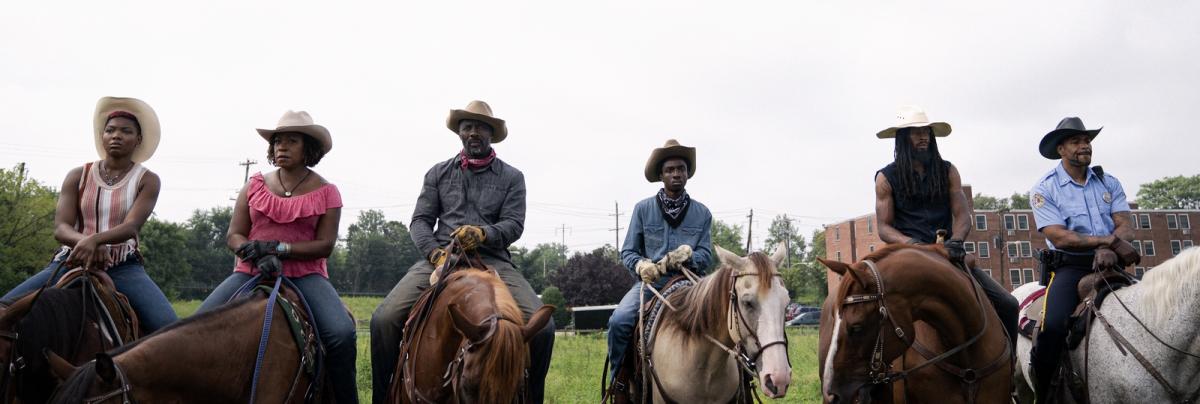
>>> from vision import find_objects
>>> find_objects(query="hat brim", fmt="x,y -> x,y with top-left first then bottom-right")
1039,128 -> 1100,159
257,125 -> 333,154
94,97 -> 161,163
644,145 -> 696,183
876,122 -> 952,139
446,110 -> 508,143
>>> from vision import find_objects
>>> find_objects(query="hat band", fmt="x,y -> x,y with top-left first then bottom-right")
106,111 -> 140,125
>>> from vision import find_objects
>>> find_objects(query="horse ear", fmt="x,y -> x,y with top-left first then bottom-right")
715,246 -> 742,267
95,353 -> 116,384
522,305 -> 555,341
818,258 -> 867,288
448,303 -> 496,344
43,349 -> 77,381
770,242 -> 788,267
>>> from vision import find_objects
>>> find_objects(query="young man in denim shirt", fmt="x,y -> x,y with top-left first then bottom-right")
606,139 -> 715,391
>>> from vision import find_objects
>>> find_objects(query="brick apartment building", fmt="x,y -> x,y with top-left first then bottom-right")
824,185 -> 1199,292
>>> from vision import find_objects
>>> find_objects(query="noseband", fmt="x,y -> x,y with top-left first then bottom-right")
82,360 -> 134,404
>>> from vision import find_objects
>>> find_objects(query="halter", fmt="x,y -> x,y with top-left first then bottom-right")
441,315 -> 526,403
81,359 -> 134,404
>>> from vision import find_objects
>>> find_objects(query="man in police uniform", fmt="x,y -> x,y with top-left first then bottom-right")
1030,117 -> 1140,403
874,106 -> 1019,351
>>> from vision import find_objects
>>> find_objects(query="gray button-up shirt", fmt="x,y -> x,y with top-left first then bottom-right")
410,156 -> 526,264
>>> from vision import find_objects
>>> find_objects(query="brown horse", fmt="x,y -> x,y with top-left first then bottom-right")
819,244 -> 1011,404
0,269 -> 138,404
46,278 -> 326,403
390,267 -> 554,404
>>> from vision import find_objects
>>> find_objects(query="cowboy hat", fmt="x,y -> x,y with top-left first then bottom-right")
1039,117 -> 1101,160
257,110 -> 333,154
876,105 -> 952,139
93,97 -> 160,163
644,139 -> 696,183
446,100 -> 508,143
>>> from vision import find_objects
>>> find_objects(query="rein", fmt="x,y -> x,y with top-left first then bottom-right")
0,256 -> 70,402
81,360 -> 134,404
248,274 -> 284,404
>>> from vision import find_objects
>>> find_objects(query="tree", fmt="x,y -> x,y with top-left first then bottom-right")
0,163 -> 60,291
973,193 -> 1008,210
763,215 -> 806,267
806,230 -> 828,303
140,217 -> 192,299
1136,175 -> 1200,210
711,220 -> 746,256
548,246 -> 633,307
539,286 -> 570,328
1009,192 -> 1031,210
181,207 -> 235,298
341,210 -> 419,294
510,243 -> 567,293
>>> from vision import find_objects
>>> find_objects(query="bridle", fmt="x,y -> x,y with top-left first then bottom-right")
81,359 -> 134,404
441,315 -> 526,404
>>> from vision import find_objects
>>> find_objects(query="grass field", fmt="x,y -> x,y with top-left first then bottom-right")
171,298 -> 823,403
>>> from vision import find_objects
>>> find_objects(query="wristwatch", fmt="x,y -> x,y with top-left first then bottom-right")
275,242 -> 291,258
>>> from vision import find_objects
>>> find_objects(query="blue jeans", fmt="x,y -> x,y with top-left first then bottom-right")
198,272 -> 359,404
606,278 -> 667,381
1,255 -> 178,333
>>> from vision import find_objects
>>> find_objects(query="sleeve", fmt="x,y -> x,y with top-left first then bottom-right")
481,170 -> 526,250
410,167 -> 442,258
620,203 -> 646,275
324,184 -> 343,209
689,211 -> 715,274
1031,183 -> 1064,230
1107,175 -> 1131,213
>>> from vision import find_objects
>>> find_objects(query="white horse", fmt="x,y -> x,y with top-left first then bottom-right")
1013,246 -> 1200,403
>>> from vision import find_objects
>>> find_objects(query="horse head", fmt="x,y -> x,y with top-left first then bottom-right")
48,352 -> 132,404
715,244 -> 793,399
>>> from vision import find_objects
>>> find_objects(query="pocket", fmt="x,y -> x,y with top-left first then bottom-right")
644,225 -> 664,248
477,183 -> 507,216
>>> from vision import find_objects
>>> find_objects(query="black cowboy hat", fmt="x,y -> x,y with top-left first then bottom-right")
1039,117 -> 1101,160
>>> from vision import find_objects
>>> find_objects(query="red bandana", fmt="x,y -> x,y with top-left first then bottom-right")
459,149 -> 496,170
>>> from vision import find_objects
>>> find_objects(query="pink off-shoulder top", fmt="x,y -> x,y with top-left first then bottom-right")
234,172 -> 342,278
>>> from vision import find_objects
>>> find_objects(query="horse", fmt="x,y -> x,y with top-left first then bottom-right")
0,268 -> 138,404
46,276 -> 328,403
819,244 -> 1012,404
619,245 -> 793,403
389,266 -> 554,404
1011,246 -> 1200,403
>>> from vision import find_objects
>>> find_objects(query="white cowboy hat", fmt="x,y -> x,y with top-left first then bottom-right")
256,110 -> 333,153
93,97 -> 161,163
644,139 -> 696,183
446,100 -> 508,143
875,105 -> 952,139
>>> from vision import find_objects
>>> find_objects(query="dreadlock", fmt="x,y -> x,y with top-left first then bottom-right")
893,127 -> 949,201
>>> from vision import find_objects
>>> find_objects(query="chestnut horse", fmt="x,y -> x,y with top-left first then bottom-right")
819,244 -> 1011,404
47,277 -> 327,403
389,266 -> 553,404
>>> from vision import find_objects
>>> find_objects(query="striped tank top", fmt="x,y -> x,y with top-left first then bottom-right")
76,161 -> 149,263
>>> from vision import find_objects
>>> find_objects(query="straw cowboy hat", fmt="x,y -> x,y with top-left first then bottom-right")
446,100 -> 508,143
644,139 -> 696,183
1039,117 -> 1101,159
257,110 -> 333,153
876,105 -> 952,139
94,97 -> 160,163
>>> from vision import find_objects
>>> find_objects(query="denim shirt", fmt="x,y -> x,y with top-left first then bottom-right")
410,155 -> 526,264
620,195 -> 714,277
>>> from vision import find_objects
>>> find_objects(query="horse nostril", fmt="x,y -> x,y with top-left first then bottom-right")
829,393 -> 840,404
764,374 -> 777,395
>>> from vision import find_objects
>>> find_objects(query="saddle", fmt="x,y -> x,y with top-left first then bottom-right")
55,268 -> 141,345
231,275 -> 325,402
1017,269 -> 1135,349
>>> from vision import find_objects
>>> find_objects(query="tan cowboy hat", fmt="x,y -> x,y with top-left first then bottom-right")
644,139 -> 696,183
93,97 -> 161,163
875,105 -> 952,139
256,110 -> 333,153
446,100 -> 508,143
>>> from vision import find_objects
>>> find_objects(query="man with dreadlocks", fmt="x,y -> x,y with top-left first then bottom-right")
873,106 -> 1019,352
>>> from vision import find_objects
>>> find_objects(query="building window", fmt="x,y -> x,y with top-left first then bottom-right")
978,242 -> 990,258
1023,268 -> 1034,284
1171,240 -> 1182,256
975,214 -> 987,231
1017,215 -> 1030,231
1010,269 -> 1022,289
1180,214 -> 1191,229
1167,214 -> 1178,229
1007,242 -> 1019,258
1138,214 -> 1151,229
1135,267 -> 1145,278
836,251 -> 842,261
981,268 -> 992,278
1004,214 -> 1016,231
1021,241 -> 1032,257
835,227 -> 841,240
869,244 -> 875,252
1143,240 -> 1156,256
965,242 -> 976,254
1184,240 -> 1195,249
867,218 -> 874,233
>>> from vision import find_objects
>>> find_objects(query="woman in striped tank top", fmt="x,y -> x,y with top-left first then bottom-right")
1,97 -> 179,333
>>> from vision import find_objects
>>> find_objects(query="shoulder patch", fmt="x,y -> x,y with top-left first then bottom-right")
1033,193 -> 1046,209
1103,192 -> 1112,204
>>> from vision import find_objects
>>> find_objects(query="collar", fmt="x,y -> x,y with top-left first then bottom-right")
1054,162 -> 1097,187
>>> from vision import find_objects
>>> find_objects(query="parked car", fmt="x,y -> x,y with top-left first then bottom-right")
785,303 -> 820,321
786,311 -> 821,326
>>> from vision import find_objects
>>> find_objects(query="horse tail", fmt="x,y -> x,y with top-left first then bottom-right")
477,319 -> 527,403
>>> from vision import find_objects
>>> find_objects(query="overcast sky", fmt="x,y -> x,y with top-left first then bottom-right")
3,1 -> 1197,254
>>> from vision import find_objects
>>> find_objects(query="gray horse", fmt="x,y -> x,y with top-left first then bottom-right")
1012,246 -> 1200,403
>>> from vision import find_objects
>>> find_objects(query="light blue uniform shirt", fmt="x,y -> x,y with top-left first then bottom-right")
620,196 -> 714,277
1030,163 -> 1131,252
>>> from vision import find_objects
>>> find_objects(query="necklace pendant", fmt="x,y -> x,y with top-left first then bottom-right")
284,191 -> 293,197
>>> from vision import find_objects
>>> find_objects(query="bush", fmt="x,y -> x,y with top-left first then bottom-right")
540,286 -> 571,328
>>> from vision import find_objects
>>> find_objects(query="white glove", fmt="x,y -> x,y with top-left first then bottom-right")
658,244 -> 693,270
636,259 -> 667,283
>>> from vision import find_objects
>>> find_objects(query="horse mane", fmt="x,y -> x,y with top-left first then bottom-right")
663,251 -> 776,341
15,288 -> 92,401
459,270 -> 526,403
1136,246 -> 1200,329
48,361 -> 97,404
107,293 -> 261,357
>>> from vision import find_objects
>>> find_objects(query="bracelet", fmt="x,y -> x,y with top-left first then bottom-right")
275,242 -> 291,258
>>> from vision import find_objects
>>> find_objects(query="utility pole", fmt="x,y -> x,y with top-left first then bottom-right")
555,224 -> 571,250
746,209 -> 754,253
238,159 -> 258,183
609,201 -> 623,258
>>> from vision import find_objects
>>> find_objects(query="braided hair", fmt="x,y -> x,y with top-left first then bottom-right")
893,127 -> 948,201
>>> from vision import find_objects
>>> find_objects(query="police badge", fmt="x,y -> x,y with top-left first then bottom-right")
1033,193 -> 1045,209
1103,192 -> 1112,203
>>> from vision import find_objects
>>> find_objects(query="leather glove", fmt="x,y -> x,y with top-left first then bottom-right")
451,225 -> 486,251
428,247 -> 449,267
255,255 -> 283,277
636,259 -> 667,284
944,240 -> 966,264
1093,247 -> 1119,271
657,244 -> 693,271
236,240 -> 279,263
1109,237 -> 1141,267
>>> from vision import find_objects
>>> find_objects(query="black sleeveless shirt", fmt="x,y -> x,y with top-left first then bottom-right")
878,161 -> 953,244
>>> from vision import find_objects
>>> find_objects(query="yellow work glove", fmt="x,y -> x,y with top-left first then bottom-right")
451,225 -> 486,251
636,259 -> 667,283
657,244 -> 693,271
428,248 -> 448,284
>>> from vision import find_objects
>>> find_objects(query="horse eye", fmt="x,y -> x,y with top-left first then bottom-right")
848,324 -> 863,335
742,301 -> 755,310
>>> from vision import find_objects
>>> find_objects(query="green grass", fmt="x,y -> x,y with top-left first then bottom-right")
172,299 -> 824,403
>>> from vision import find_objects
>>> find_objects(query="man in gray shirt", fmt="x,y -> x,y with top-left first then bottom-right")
369,100 -> 555,404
